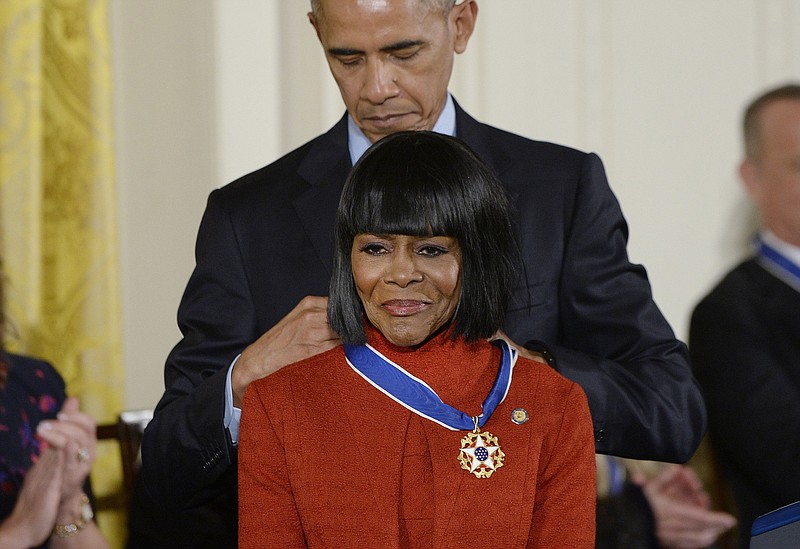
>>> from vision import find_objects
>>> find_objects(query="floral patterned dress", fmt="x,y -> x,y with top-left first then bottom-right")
0,353 -> 66,525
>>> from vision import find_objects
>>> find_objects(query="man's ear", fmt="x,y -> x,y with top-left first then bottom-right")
740,158 -> 763,204
452,0 -> 478,54
308,12 -> 322,42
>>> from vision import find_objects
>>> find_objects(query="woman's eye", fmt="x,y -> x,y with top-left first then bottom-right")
418,246 -> 446,257
361,244 -> 387,255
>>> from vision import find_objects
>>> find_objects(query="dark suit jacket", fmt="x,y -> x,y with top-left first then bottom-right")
129,103 -> 705,548
690,258 -> 800,548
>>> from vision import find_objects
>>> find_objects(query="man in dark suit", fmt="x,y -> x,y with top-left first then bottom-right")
129,1 -> 706,547
690,83 -> 800,548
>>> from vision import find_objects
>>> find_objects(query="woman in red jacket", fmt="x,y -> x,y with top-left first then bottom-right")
239,131 -> 596,548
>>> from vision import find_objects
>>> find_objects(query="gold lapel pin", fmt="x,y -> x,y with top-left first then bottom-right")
511,408 -> 529,425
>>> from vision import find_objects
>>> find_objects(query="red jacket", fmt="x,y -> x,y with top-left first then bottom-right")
239,331 -> 595,548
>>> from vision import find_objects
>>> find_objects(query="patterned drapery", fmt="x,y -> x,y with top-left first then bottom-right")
0,0 -> 124,544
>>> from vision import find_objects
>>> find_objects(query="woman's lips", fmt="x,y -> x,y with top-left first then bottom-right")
381,300 -> 428,316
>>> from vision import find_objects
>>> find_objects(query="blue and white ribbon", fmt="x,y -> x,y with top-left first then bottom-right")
756,237 -> 800,292
344,339 -> 518,431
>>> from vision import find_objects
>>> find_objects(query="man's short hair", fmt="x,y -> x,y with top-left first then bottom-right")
743,83 -> 800,159
310,0 -> 457,21
328,131 -> 519,345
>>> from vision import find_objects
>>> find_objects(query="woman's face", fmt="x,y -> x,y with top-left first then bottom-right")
351,233 -> 462,347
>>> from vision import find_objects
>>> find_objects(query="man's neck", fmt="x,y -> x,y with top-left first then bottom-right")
347,94 -> 457,165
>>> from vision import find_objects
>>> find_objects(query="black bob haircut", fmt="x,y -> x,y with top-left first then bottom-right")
328,131 -> 519,345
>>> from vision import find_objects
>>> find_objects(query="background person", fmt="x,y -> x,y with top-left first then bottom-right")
239,131 -> 596,548
689,83 -> 800,548
131,1 -> 705,546
0,273 -> 109,549
596,456 -> 736,549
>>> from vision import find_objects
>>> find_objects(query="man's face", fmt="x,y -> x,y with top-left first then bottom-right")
310,0 -> 473,143
744,99 -> 800,246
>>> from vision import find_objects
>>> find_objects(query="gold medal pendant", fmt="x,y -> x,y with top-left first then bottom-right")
458,416 -> 505,478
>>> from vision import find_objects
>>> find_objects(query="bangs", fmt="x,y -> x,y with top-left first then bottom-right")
341,180 -> 464,238
338,143 -> 472,240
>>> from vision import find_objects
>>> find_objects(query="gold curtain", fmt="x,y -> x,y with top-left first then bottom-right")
0,0 -> 125,545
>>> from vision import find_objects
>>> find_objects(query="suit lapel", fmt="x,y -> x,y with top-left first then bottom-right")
754,261 -> 800,340
293,115 -> 352,276
454,102 -> 524,265
454,101 -> 521,206
455,101 -> 512,177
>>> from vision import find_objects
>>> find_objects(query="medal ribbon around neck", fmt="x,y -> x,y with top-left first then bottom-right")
757,237 -> 800,292
344,338 -> 518,478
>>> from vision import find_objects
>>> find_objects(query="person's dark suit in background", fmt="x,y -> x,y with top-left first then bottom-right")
129,1 -> 706,547
690,83 -> 800,549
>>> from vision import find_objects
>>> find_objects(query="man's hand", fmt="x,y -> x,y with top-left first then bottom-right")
634,464 -> 737,549
232,296 -> 341,406
490,330 -> 548,364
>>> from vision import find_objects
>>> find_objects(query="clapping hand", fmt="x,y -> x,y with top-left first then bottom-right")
634,464 -> 737,549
